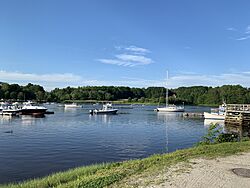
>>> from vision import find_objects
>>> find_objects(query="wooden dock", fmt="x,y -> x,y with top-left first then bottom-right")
225,104 -> 250,126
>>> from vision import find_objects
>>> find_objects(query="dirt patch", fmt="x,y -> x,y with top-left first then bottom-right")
110,152 -> 250,188
147,152 -> 250,188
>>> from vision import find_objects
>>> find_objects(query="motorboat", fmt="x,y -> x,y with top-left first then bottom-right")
90,103 -> 118,115
204,103 -> 226,120
2,104 -> 20,116
64,103 -> 79,108
155,71 -> 185,112
20,101 -> 47,115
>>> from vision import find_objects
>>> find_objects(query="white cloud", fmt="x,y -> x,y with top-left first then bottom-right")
98,45 -> 153,67
245,25 -> 250,34
2,70 -> 250,91
97,59 -> 135,67
124,45 -> 150,54
116,54 -> 153,65
167,72 -> 250,88
229,25 -> 250,41
236,36 -> 250,41
0,70 -> 82,91
0,70 -> 81,83
227,27 -> 237,31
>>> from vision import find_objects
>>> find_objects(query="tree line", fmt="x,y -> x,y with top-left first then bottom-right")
1,82 -> 250,105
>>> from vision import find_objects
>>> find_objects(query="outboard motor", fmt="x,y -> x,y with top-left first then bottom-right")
89,109 -> 94,115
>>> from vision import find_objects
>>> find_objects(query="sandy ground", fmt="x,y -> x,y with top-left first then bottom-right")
147,152 -> 250,188
110,152 -> 250,188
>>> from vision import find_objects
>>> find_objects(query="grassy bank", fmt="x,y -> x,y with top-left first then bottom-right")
2,141 -> 250,188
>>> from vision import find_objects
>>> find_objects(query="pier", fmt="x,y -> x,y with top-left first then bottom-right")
225,104 -> 250,126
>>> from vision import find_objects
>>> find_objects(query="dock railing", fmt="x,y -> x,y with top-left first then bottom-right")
226,104 -> 250,113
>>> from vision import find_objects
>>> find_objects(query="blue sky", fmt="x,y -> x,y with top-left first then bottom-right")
1,0 -> 250,90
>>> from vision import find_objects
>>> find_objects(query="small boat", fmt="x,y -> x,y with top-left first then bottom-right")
155,71 -> 185,112
1,103 -> 20,116
64,103 -> 79,108
20,101 -> 47,115
90,103 -> 118,115
2,104 -> 20,116
204,103 -> 226,120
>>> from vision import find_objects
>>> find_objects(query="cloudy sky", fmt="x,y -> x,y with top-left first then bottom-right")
1,0 -> 250,90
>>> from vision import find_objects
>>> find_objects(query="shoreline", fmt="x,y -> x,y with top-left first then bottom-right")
2,141 -> 250,188
63,100 -> 218,107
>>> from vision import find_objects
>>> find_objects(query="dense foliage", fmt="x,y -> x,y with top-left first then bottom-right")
174,85 -> 250,105
1,82 -> 250,105
0,83 -> 46,102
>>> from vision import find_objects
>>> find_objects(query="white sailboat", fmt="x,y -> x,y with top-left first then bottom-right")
155,71 -> 185,112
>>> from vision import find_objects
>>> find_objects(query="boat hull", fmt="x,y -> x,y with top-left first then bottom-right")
2,109 -> 20,116
94,109 -> 118,115
64,105 -> 79,108
203,112 -> 225,120
20,109 -> 47,115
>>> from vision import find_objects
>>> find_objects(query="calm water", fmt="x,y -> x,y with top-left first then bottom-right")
0,104 -> 210,184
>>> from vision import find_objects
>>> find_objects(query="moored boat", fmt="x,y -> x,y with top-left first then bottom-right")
155,71 -> 185,112
204,103 -> 226,120
64,103 -> 79,108
156,105 -> 185,112
2,104 -> 20,116
90,103 -> 118,115
20,101 -> 47,115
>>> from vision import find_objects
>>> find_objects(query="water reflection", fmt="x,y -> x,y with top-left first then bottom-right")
64,107 -> 78,112
155,112 -> 180,153
0,115 -> 13,123
157,112 -> 183,121
204,119 -> 224,128
21,115 -> 45,126
88,114 -> 115,124
204,119 -> 250,138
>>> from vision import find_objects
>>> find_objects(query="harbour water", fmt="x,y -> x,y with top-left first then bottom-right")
0,104 -> 211,184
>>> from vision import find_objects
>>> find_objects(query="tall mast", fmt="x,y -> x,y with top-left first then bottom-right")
166,70 -> 168,107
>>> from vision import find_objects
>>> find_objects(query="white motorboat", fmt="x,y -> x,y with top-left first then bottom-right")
90,103 -> 118,115
203,112 -> 225,120
155,71 -> 185,112
20,101 -> 47,115
2,104 -> 20,116
64,103 -> 79,108
204,103 -> 226,120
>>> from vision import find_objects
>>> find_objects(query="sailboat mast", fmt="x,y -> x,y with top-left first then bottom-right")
166,70 -> 168,107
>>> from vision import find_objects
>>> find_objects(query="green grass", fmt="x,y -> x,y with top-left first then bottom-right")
2,141 -> 250,188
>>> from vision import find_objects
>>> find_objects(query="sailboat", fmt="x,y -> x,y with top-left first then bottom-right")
155,71 -> 185,112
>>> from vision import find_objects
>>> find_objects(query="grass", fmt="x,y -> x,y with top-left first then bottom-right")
2,141 -> 250,188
